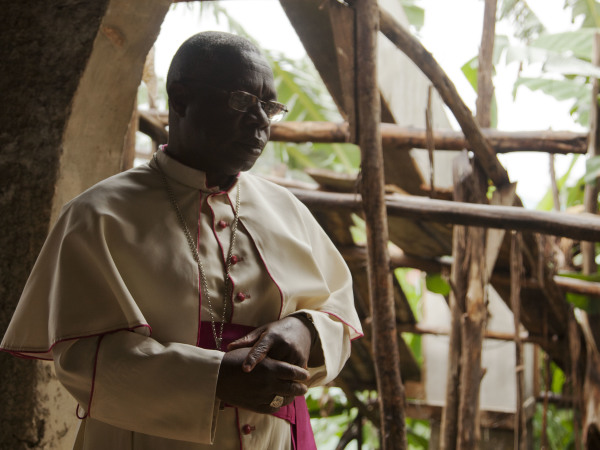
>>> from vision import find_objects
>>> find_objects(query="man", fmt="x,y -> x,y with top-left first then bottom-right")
1,32 -> 361,449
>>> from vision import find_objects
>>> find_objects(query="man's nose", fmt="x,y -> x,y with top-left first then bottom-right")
245,103 -> 270,128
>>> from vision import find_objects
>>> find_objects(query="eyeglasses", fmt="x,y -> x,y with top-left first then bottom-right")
228,90 -> 288,123
182,80 -> 288,122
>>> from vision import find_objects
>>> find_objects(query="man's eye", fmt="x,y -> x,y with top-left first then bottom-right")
231,92 -> 255,110
262,103 -> 278,115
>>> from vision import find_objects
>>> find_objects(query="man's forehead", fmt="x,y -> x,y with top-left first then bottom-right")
198,51 -> 273,87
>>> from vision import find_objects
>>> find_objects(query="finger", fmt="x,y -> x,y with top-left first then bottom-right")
274,380 -> 308,397
269,360 -> 310,382
227,327 -> 265,351
242,335 -> 274,372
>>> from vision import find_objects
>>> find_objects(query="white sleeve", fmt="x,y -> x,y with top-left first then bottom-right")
53,330 -> 224,444
288,309 -> 352,387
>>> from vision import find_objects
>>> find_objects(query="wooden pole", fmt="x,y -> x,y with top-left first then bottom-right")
475,0 -> 497,128
583,32 -> 600,274
341,245 -> 600,298
456,3 -> 496,446
456,4 -> 497,446
289,188 -> 600,242
426,85 -> 436,197
143,115 -> 589,155
457,162 -> 488,449
511,232 -> 527,449
355,2 -> 406,448
549,154 -> 561,211
378,6 -> 510,188
440,152 -> 471,450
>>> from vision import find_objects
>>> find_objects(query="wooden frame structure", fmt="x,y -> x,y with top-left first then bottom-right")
131,1 -> 600,449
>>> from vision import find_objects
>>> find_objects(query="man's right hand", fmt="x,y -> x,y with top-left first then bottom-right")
216,347 -> 309,414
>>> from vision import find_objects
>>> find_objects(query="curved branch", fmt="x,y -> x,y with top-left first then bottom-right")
378,6 -> 510,188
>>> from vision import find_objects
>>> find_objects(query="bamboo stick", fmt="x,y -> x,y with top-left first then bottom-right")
541,312 -> 550,449
426,85 -> 436,197
440,152 -> 470,450
549,154 -> 561,211
475,0 -> 497,129
270,121 -> 587,154
457,161 -> 488,449
397,323 -> 533,343
341,245 -> 600,298
511,232 -> 527,449
356,2 -> 406,448
138,113 -> 589,155
378,6 -> 510,188
289,188 -> 600,242
582,33 -> 600,274
568,308 -> 584,450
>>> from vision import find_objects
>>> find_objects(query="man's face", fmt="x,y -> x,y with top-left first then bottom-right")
176,51 -> 276,180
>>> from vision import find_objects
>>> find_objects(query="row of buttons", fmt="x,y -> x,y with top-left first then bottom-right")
217,219 -> 248,302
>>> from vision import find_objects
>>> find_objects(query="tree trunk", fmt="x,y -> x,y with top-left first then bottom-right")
0,0 -> 170,447
356,1 -> 407,448
0,2 -> 110,448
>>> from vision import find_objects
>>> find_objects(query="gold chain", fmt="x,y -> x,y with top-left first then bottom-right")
153,153 -> 241,350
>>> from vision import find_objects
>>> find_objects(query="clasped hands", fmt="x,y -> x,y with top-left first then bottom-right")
215,315 -> 316,413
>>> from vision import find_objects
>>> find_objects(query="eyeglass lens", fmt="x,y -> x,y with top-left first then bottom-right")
229,91 -> 287,122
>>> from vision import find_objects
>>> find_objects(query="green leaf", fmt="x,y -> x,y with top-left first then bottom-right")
401,2 -> 425,30
536,155 -> 580,211
532,29 -> 597,61
425,273 -> 450,296
460,56 -> 499,127
564,0 -> 600,28
565,175 -> 586,208
514,76 -> 589,102
461,56 -> 479,91
557,272 -> 600,313
544,53 -> 600,78
585,155 -> 600,185
498,0 -> 546,41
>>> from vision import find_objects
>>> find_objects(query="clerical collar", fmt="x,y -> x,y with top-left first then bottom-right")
150,148 -> 239,193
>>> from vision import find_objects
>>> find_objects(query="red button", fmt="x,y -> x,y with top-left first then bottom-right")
241,424 -> 255,435
231,255 -> 240,264
218,220 -> 228,229
236,292 -> 247,301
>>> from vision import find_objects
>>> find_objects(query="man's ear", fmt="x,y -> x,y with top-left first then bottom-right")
168,82 -> 189,117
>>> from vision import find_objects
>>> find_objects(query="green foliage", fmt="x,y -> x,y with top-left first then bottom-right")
498,0 -> 545,41
535,155 -> 580,211
459,34 -> 509,128
400,0 -> 425,30
557,272 -> 600,313
424,272 -> 450,297
406,419 -> 430,449
533,404 -> 576,449
565,174 -> 586,208
564,0 -> 600,28
506,28 -> 600,126
395,268 -> 424,366
268,56 -> 360,174
585,154 -> 600,185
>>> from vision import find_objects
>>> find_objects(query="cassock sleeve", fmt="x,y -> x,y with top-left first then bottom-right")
289,310 -> 352,387
283,198 -> 363,387
53,331 -> 224,444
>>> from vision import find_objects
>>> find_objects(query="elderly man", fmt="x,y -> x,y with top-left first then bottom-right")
1,32 -> 361,449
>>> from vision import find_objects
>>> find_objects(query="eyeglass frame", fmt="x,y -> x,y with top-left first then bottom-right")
179,80 -> 289,122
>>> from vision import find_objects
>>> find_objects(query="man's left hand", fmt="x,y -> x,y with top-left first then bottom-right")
227,316 -> 317,372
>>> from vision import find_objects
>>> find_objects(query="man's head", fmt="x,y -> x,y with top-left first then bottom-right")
166,32 -> 279,185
